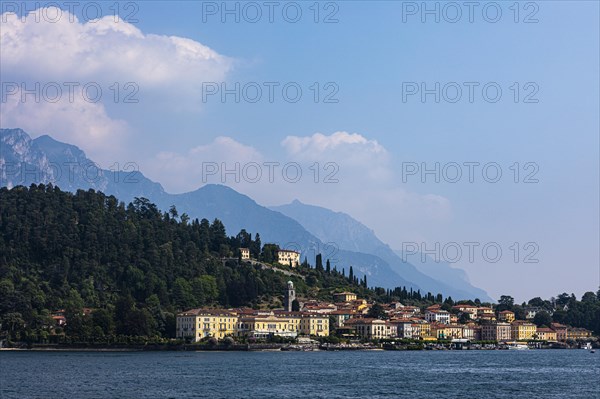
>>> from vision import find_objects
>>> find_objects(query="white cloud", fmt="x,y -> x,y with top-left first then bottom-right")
282,131 -> 388,161
282,131 -> 392,182
1,8 -> 232,88
0,7 -> 233,161
0,87 -> 128,164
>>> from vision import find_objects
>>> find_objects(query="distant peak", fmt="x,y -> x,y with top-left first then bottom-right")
1,128 -> 31,141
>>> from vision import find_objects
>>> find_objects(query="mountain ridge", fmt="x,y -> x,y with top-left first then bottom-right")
0,128 -> 487,299
271,201 -> 492,301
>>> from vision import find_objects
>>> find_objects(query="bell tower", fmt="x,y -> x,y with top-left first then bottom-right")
284,281 -> 295,312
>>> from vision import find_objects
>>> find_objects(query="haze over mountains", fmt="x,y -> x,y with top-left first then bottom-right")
271,201 -> 491,301
0,128 -> 493,301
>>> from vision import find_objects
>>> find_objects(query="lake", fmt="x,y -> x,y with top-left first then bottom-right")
1,350 -> 598,398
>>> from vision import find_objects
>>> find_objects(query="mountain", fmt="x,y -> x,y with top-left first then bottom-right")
271,200 -> 493,301
1,128 -> 165,200
392,250 -> 491,300
0,128 -> 416,290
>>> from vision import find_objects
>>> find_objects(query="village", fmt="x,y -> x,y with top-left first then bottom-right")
174,249 -> 597,350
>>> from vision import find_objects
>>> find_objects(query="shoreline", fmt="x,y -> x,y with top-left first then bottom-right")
1,344 -> 593,353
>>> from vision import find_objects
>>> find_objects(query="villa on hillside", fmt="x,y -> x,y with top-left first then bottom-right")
277,249 -> 300,267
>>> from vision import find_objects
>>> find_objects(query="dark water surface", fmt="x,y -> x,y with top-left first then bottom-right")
1,350 -> 599,398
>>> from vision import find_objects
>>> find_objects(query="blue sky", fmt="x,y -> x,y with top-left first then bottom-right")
1,1 -> 598,301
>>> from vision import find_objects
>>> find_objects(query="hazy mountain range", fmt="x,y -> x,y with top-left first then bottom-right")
0,128 -> 493,301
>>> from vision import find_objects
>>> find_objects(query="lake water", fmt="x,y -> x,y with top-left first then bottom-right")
1,350 -> 599,398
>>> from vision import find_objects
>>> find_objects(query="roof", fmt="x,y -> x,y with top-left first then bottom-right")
344,318 -> 385,325
512,320 -> 535,325
330,310 -> 356,315
277,249 -> 300,254
177,308 -> 236,317
536,328 -> 555,333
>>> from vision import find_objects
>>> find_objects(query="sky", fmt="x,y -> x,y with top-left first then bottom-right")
1,1 -> 599,302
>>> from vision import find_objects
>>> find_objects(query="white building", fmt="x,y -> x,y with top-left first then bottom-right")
240,248 -> 250,260
425,310 -> 451,325
277,249 -> 300,267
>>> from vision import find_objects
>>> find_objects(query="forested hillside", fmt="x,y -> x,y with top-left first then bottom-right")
0,184 -> 373,342
1,185 -> 598,345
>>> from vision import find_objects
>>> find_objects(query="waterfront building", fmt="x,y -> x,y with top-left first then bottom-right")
550,323 -> 568,342
299,312 -> 330,337
511,320 -> 537,341
536,327 -> 558,341
431,323 -> 463,340
345,318 -> 390,339
238,311 -> 301,339
395,321 -> 414,339
567,327 -> 593,340
481,322 -> 511,342
176,309 -> 238,342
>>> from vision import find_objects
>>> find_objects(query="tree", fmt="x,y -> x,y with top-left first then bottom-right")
316,254 -> 324,272
556,293 -> 571,307
367,303 -> 387,320
458,313 -> 471,324
291,299 -> 300,312
261,243 -> 279,264
528,297 -> 545,308
168,205 -> 178,219
533,311 -> 552,327
172,278 -> 194,310
92,309 -> 115,336
581,291 -> 598,304
498,295 -> 514,308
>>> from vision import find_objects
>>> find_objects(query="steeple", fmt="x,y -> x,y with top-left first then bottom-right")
284,281 -> 295,312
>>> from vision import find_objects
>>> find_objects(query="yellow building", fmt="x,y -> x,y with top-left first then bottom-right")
511,321 -> 537,341
567,328 -> 593,340
415,321 -> 431,338
238,311 -> 301,338
536,328 -> 557,341
431,324 -> 463,340
498,310 -> 515,323
452,305 -> 479,319
236,311 -> 330,338
299,313 -> 330,337
176,309 -> 238,342
333,292 -> 358,302
277,249 -> 300,267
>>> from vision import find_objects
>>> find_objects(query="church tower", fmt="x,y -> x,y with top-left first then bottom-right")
284,281 -> 296,312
